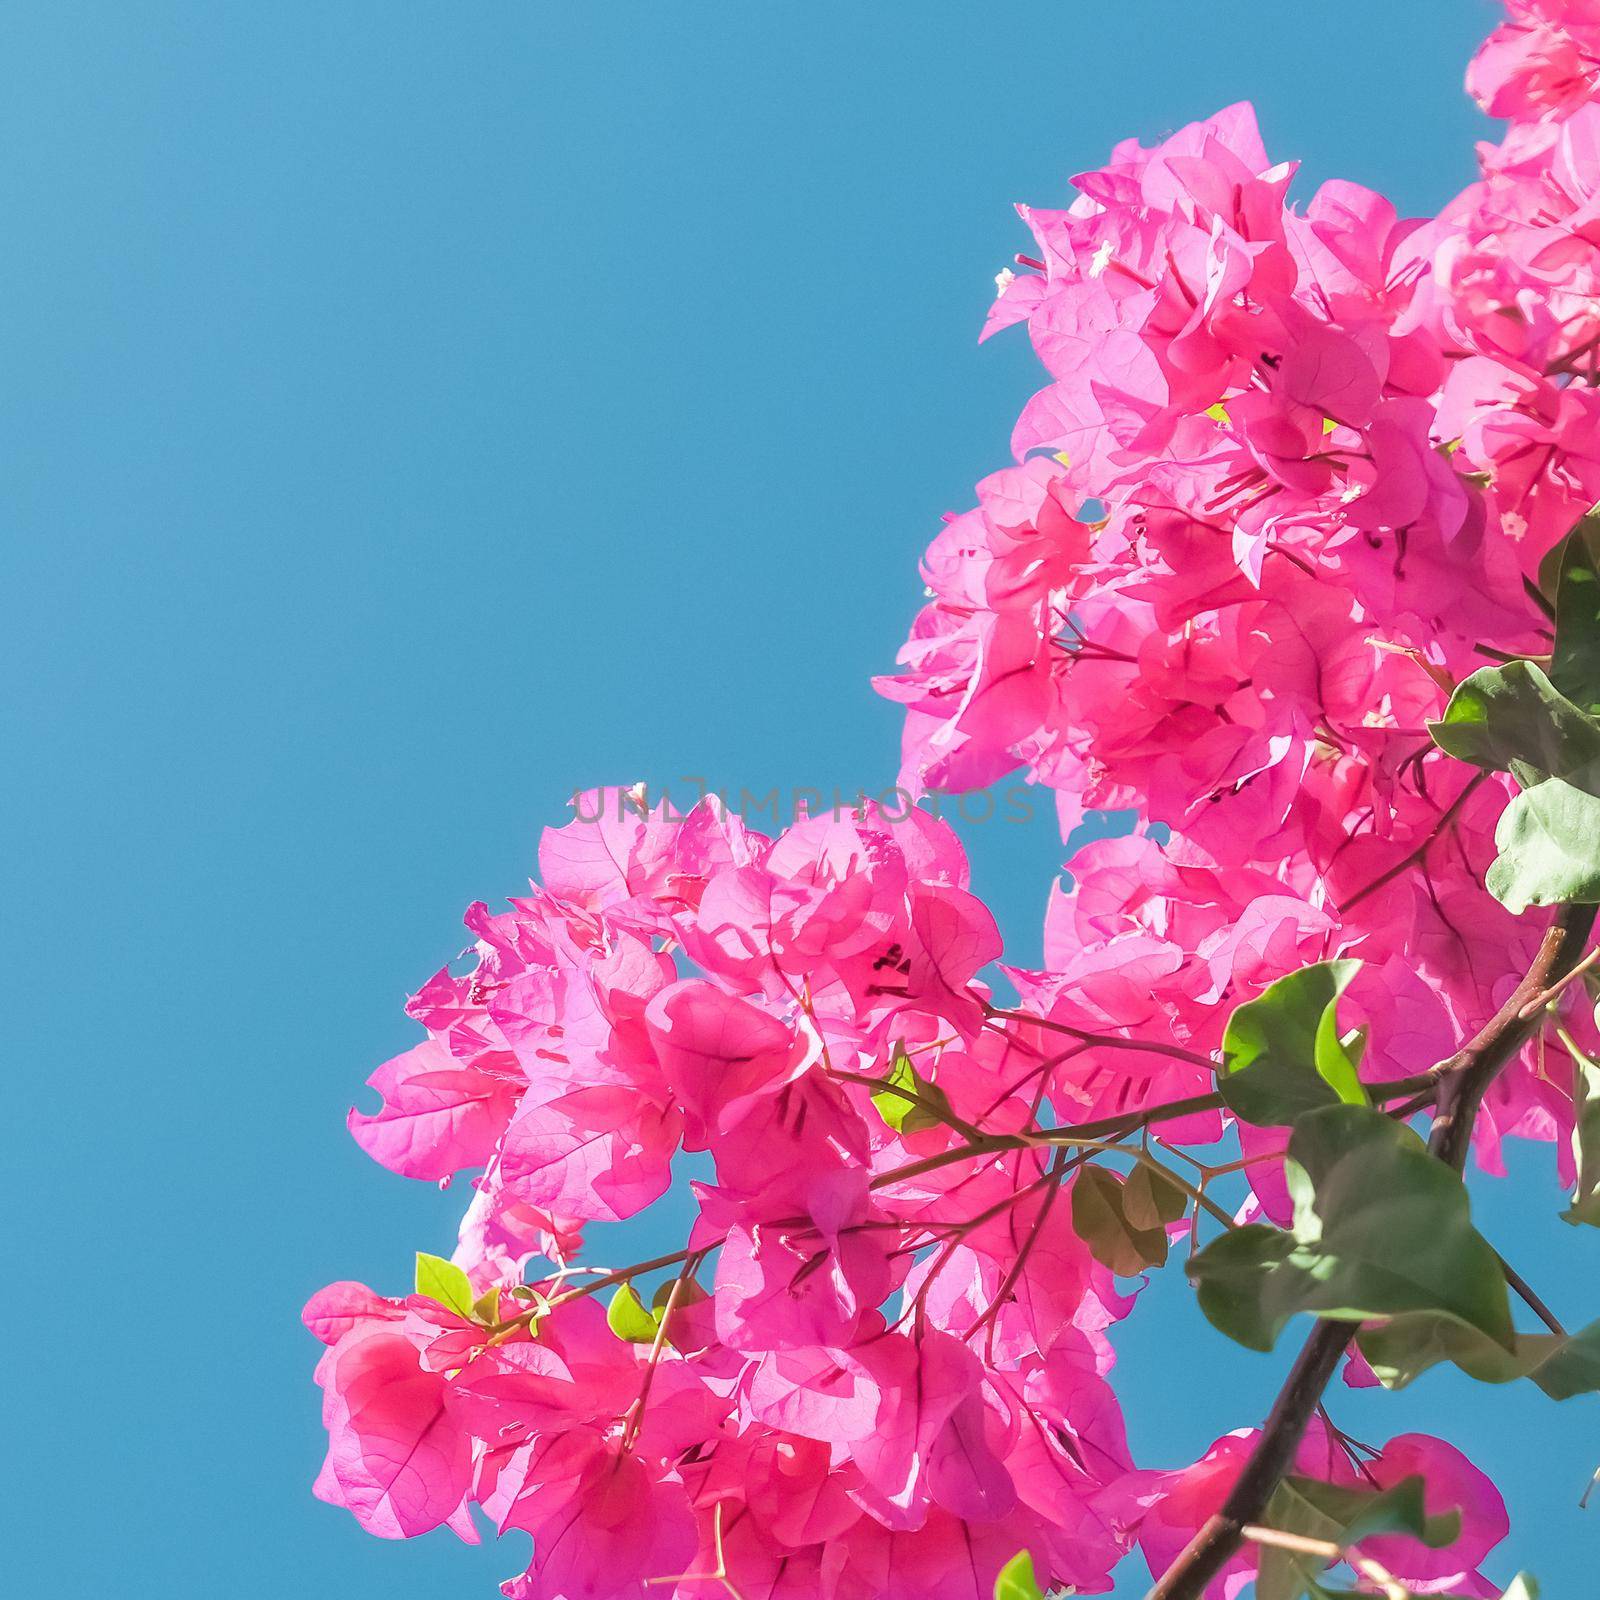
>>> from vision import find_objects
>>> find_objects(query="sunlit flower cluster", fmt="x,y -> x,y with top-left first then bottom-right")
307,8 -> 1600,1596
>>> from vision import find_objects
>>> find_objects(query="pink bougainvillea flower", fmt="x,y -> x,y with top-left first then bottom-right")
304,7 -> 1598,1595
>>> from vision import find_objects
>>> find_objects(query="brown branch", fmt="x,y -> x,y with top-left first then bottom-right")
1515,944 -> 1600,1020
1045,1068 -> 1445,1148
866,1072 -> 1447,1195
1145,902 -> 1597,1600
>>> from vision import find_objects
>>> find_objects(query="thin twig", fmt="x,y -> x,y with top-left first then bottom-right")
1240,1525 -> 1411,1599
1342,774 -> 1486,911
1494,1248 -> 1566,1336
983,1003 -> 1218,1069
1516,944 -> 1600,1019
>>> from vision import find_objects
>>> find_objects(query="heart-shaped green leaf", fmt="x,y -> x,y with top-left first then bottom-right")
414,1251 -> 475,1318
1122,1161 -> 1190,1231
606,1283 -> 660,1343
651,1275 -> 709,1344
1217,961 -> 1367,1127
1189,1105 -> 1513,1353
1486,760 -> 1600,912
1430,660 -> 1600,781
872,1041 -> 957,1135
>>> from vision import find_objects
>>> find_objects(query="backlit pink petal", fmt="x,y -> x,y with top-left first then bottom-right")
348,1039 -> 521,1181
498,1084 -> 681,1223
302,1281 -> 404,1347
315,1332 -> 475,1540
1359,1434 -> 1510,1591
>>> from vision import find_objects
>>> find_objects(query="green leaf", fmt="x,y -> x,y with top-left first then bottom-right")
1312,1575 -> 1535,1600
1217,961 -> 1367,1126
1288,1474 -> 1459,1547
872,1042 -> 956,1135
1429,660 -> 1600,781
871,1044 -> 918,1132
1526,1319 -> 1600,1397
1256,1475 -> 1459,1600
1566,1043 -> 1600,1227
1312,1576 -> 1534,1600
1188,1105 -> 1513,1354
471,1286 -> 503,1325
1359,1313 -> 1600,1396
1257,1530 -> 1338,1600
993,1550 -> 1046,1600
1427,542 -> 1600,911
651,1275 -> 709,1344
1122,1161 -> 1190,1231
606,1283 -> 660,1343
1071,1166 -> 1172,1276
414,1252 -> 475,1318
1356,1313 -> 1512,1388
1486,754 -> 1600,913
1553,508 -> 1600,716
1433,643 -> 1600,915
1257,1480 -> 1342,1600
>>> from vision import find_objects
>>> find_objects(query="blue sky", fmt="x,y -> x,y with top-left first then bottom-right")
9,1 -> 1599,1594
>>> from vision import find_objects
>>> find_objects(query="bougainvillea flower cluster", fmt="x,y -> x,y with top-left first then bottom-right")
878,1 -> 1600,1183
307,6 -> 1600,1597
309,793 -> 1510,1598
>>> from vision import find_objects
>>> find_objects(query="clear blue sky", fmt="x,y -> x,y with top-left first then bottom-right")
9,2 -> 1599,1595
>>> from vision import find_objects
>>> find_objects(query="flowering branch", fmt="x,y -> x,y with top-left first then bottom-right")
1146,903 -> 1596,1600
303,9 -> 1600,1598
